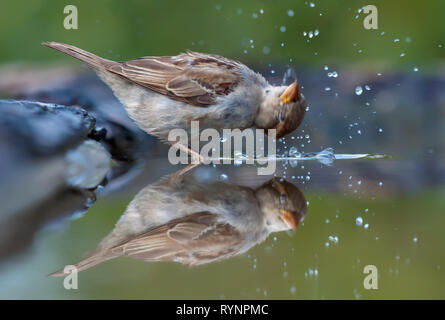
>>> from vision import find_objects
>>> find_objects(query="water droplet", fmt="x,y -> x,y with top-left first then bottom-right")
290,285 -> 296,295
324,65 -> 329,71
316,147 -> 335,166
328,235 -> 339,244
356,216 -> 363,226
379,181 -> 383,187
288,147 -> 300,157
314,29 -> 319,36
309,2 -> 315,7
413,236 -> 418,243
259,8 -> 264,14
219,173 -> 228,181
364,223 -> 369,229
394,38 -> 400,43
378,128 -> 383,133
325,87 -> 331,91
280,26 -> 286,32
287,9 -> 295,17
262,46 -> 271,54
413,67 -> 419,72
400,52 -> 405,57
355,86 -> 363,95
252,13 -> 258,19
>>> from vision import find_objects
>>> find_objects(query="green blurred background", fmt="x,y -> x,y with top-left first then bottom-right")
0,0 -> 443,68
0,0 -> 444,299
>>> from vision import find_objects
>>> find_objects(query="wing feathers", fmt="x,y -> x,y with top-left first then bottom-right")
115,212 -> 242,264
106,52 -> 243,107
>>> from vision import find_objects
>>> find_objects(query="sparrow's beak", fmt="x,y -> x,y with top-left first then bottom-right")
280,208 -> 299,230
280,81 -> 299,104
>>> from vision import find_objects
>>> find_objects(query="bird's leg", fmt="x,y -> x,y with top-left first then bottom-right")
170,142 -> 205,165
168,142 -> 205,182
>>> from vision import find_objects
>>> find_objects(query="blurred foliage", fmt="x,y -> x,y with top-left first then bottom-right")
0,0 -> 443,69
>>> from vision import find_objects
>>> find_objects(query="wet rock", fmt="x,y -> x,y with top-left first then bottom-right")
16,73 -> 159,194
0,100 -> 94,156
0,100 -> 107,260
17,74 -> 155,163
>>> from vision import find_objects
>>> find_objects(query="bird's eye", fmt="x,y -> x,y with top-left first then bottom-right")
265,89 -> 270,94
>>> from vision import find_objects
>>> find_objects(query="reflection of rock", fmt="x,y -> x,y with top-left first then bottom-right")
49,175 -> 307,276
0,188 -> 95,260
0,100 -> 108,261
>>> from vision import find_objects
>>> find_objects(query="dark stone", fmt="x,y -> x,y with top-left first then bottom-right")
0,100 -> 95,157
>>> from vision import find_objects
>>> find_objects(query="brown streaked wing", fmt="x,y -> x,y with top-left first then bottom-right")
106,51 -> 243,107
111,212 -> 243,265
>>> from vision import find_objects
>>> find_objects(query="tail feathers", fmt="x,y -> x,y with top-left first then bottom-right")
47,251 -> 117,277
42,41 -> 112,70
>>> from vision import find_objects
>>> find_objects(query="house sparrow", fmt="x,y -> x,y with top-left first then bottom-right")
48,174 -> 307,276
42,42 -> 307,141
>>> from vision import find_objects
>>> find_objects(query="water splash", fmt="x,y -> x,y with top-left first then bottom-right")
276,147 -> 387,166
207,147 -> 388,166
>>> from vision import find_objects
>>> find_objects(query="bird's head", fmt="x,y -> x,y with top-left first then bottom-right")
255,178 -> 307,232
255,81 -> 307,138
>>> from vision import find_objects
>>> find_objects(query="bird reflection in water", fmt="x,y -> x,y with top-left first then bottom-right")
49,173 -> 307,276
